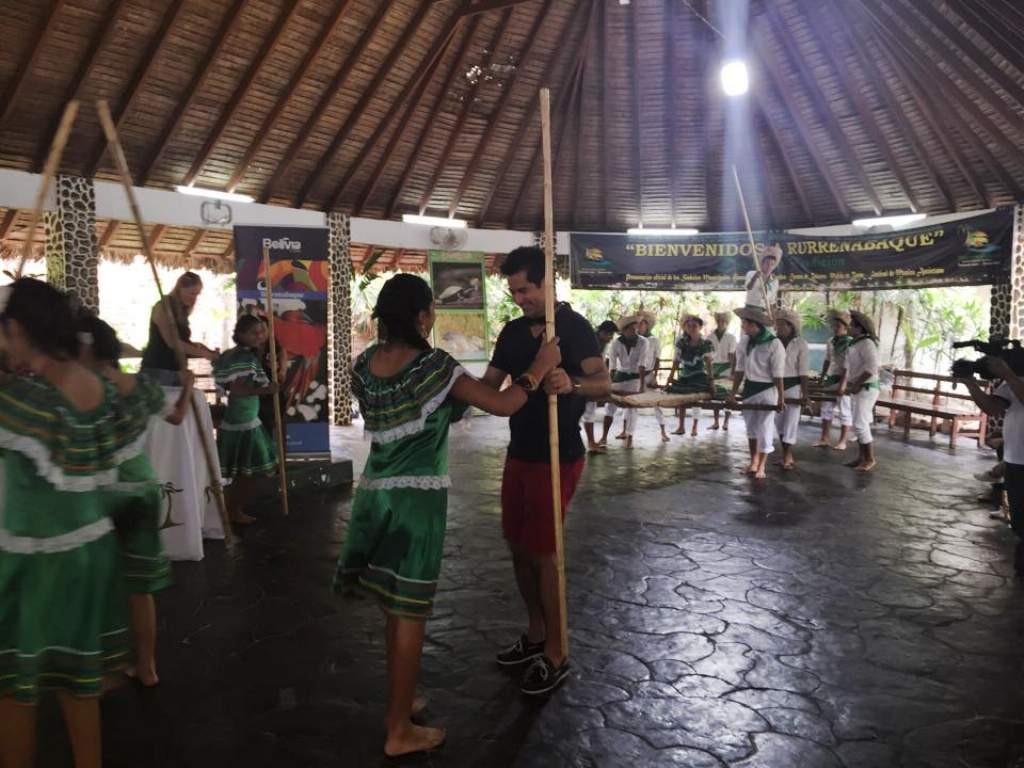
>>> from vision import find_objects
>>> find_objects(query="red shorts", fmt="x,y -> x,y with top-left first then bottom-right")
501,457 -> 586,555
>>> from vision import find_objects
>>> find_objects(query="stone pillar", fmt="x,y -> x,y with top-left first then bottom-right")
327,212 -> 353,426
44,175 -> 99,311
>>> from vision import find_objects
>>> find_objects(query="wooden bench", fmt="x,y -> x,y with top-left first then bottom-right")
875,369 -> 988,449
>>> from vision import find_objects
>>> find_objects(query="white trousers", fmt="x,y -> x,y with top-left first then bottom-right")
821,395 -> 853,427
852,388 -> 880,444
775,385 -> 803,445
607,379 -> 641,435
743,386 -> 777,455
583,400 -> 599,424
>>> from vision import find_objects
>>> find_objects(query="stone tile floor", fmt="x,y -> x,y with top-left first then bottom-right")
38,414 -> 1024,767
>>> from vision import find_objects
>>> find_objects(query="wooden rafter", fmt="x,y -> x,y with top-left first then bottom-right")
752,94 -> 813,223
752,126 -> 778,229
460,0 -> 537,17
417,10 -> 513,216
803,2 -> 919,213
629,0 -> 644,225
84,0 -> 188,178
0,210 -> 19,241
571,17 -> 589,230
327,3 -> 470,212
32,0 -> 130,171
293,1 -> 439,207
139,0 -> 248,184
99,220 -> 120,248
148,224 -> 167,250
445,0 -> 555,219
664,0 -> 677,226
761,3 -> 883,216
0,0 -> 67,130
255,0 -> 396,205
953,2 -> 1024,79
183,228 -> 206,258
182,0 -> 301,187
225,0 -> 359,192
827,0 -> 953,211
599,0 -> 609,229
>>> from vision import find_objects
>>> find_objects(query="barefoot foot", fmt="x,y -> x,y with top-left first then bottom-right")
831,442 -> 847,452
126,666 -> 159,687
855,460 -> 877,472
812,440 -> 830,448
384,723 -> 446,758
230,511 -> 257,525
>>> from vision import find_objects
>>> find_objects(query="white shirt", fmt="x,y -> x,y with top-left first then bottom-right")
995,381 -> 1024,464
643,335 -> 661,383
708,330 -> 737,365
824,336 -> 850,376
781,336 -> 810,379
844,336 -> 879,385
736,337 -> 786,382
744,270 -> 779,310
610,336 -> 649,375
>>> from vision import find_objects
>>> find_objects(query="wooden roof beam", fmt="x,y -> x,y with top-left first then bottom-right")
382,15 -> 479,219
293,2 -> 441,207
0,0 -> 67,130
182,0 -> 302,187
417,10 -> 513,216
599,0 -> 609,229
0,210 -> 19,243
761,4 -> 883,216
571,20 -> 589,230
147,224 -> 167,250
225,0 -> 360,193
330,4 -> 471,213
954,2 -> 1024,72
445,0 -> 555,219
99,220 -> 120,248
460,0 -> 537,17
629,0 -> 644,225
827,0 -> 954,211
255,0 -> 395,205
752,95 -> 813,224
183,228 -> 206,258
32,0 -> 131,171
84,0 -> 188,179
663,0 -> 678,226
139,0 -> 248,185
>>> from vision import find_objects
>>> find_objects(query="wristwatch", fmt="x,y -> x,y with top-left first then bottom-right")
514,373 -> 539,392
571,378 -> 582,394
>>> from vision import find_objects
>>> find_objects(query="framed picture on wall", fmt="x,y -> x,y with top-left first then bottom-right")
429,256 -> 485,310
432,311 -> 488,362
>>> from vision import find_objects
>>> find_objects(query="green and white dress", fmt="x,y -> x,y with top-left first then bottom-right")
334,346 -> 467,621
668,336 -> 726,397
213,347 -> 277,478
0,374 -> 160,703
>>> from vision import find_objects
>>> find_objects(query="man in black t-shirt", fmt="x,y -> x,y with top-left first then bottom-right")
483,247 -> 610,696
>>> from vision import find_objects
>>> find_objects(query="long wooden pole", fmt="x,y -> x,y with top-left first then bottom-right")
732,164 -> 774,324
96,100 -> 234,550
540,88 -> 569,658
16,100 -> 80,278
262,245 -> 290,516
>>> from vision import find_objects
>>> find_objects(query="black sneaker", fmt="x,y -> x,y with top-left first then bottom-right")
521,655 -> 570,696
496,634 -> 545,667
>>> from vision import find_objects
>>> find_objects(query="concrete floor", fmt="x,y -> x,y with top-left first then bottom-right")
39,413 -> 1024,767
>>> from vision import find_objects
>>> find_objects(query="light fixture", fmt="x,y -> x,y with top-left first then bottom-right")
851,213 -> 927,229
402,214 -> 467,229
720,60 -> 750,97
627,226 -> 699,236
175,185 -> 254,203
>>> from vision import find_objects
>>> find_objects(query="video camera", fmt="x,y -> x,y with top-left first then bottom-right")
951,337 -> 1024,379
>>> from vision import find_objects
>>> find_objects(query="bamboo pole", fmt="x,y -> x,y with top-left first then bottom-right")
540,88 -> 569,659
96,100 -> 234,550
262,244 -> 291,516
16,101 -> 80,279
732,164 -> 774,324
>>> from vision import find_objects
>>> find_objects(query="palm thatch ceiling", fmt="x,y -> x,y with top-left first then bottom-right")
1,0 -> 1023,234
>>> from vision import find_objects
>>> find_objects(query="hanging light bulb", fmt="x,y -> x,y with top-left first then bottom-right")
720,60 -> 750,96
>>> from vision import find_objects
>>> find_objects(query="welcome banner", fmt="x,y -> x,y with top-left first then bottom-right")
570,207 -> 1015,292
234,225 -> 330,457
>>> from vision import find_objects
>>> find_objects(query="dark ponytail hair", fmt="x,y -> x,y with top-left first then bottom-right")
0,278 -> 78,360
233,314 -> 266,345
373,274 -> 432,351
77,314 -> 122,364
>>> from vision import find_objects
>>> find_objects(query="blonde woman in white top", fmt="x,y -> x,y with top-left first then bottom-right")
773,309 -> 810,470
841,310 -> 881,472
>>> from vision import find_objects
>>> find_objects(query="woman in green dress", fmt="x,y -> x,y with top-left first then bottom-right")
334,274 -> 561,759
666,315 -> 719,437
0,279 -> 160,768
213,315 -> 279,524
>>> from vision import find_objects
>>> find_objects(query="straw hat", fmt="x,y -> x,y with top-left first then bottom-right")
638,309 -> 657,329
616,314 -> 642,332
733,306 -> 772,327
713,309 -> 732,324
681,313 -> 705,327
825,308 -> 851,327
775,308 -> 802,336
849,309 -> 877,338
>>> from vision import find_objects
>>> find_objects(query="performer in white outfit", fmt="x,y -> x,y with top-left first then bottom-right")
604,315 -> 648,449
815,309 -> 854,451
774,308 -> 810,470
729,306 -> 785,480
584,320 -> 618,454
708,310 -> 738,431
743,244 -> 782,312
638,310 -> 669,443
842,310 -> 881,472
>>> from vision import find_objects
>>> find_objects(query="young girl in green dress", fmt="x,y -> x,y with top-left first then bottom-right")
213,315 -> 279,524
0,279 -> 161,768
334,274 -> 561,759
666,315 -> 718,437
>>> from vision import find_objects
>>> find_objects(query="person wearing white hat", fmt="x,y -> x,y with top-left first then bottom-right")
728,306 -> 786,479
814,309 -> 854,450
603,315 -> 649,449
842,310 -> 881,471
708,310 -> 738,431
583,320 -> 618,453
774,308 -> 810,470
744,244 -> 782,312
637,311 -> 670,443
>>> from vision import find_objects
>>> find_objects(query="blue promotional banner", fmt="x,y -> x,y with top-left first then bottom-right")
233,225 -> 330,458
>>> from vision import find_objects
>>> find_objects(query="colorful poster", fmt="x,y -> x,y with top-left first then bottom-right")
428,251 -> 489,362
234,226 -> 330,457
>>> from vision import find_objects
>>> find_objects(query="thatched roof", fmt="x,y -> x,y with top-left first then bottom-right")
1,0 -> 1022,232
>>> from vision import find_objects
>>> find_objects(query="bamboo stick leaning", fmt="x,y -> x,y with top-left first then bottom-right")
732,164 -> 775,324
262,244 -> 291,517
96,100 -> 235,550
